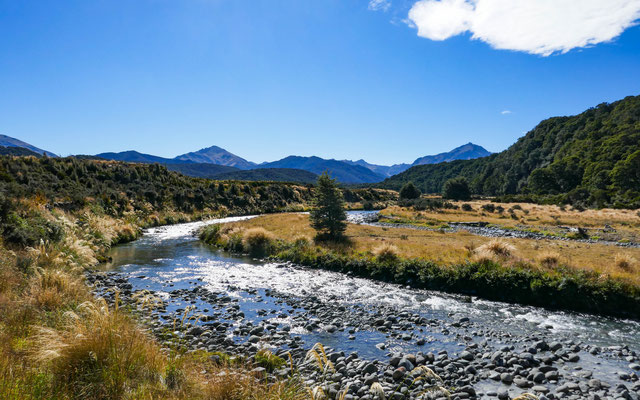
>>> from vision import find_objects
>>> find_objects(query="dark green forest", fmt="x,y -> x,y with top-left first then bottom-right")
0,157 -> 392,237
381,95 -> 640,208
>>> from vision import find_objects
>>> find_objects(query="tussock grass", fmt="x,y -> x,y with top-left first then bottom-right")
214,213 -> 640,318
477,239 -> 516,258
254,349 -> 285,372
615,254 -> 637,272
537,251 -> 561,268
30,268 -> 87,310
373,242 -> 399,262
473,240 -> 516,263
0,202 -> 313,400
243,227 -> 275,256
32,299 -> 166,399
223,213 -> 640,286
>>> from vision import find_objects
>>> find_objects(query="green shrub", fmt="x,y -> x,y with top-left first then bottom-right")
199,224 -> 222,245
399,182 -> 421,200
461,203 -> 473,211
254,349 -> 285,372
481,203 -> 496,213
2,212 -> 64,247
442,177 -> 471,201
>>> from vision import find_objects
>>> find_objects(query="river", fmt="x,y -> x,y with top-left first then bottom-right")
94,214 -> 640,399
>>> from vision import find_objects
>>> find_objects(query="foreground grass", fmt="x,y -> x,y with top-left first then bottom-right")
202,213 -> 640,319
0,202 -> 309,400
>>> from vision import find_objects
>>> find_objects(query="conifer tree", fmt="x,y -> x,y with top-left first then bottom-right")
310,171 -> 347,240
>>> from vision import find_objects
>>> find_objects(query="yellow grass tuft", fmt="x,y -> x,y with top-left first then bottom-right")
369,382 -> 386,400
513,394 -> 539,400
614,254 -> 637,272
373,242 -> 399,262
31,299 -> 166,399
30,268 -> 87,310
537,251 -> 561,268
242,227 -> 275,256
476,239 -> 516,258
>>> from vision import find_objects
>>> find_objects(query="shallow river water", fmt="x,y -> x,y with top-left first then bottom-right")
99,214 -> 640,399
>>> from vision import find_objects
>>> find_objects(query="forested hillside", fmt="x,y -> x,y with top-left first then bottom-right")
0,156 -> 395,248
381,95 -> 640,208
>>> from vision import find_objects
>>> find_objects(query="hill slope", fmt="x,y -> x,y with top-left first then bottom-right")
96,150 -> 186,164
175,146 -> 255,169
164,163 -> 239,178
258,156 -> 385,184
0,146 -> 42,157
213,168 -> 318,183
381,95 -> 640,208
0,134 -> 58,157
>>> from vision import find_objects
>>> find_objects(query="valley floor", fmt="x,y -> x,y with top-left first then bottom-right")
226,207 -> 640,288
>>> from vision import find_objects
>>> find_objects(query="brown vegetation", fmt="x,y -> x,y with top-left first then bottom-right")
226,213 -> 640,285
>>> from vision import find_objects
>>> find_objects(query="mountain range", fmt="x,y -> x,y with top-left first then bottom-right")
0,135 -> 491,184
342,143 -> 491,177
94,143 -> 491,184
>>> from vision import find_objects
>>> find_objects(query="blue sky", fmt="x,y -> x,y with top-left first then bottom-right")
1,0 -> 639,165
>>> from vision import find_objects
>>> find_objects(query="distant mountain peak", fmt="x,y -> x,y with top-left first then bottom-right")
412,143 -> 491,166
175,145 -> 255,169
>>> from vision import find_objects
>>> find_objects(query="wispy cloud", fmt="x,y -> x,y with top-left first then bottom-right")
501,110 -> 512,115
369,0 -> 391,12
407,0 -> 640,56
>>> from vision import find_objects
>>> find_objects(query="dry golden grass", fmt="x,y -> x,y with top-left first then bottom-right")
380,201 -> 640,242
537,251 -> 561,268
477,239 -> 515,258
243,227 -> 275,250
614,254 -> 637,272
373,242 -> 399,262
29,268 -> 88,310
32,299 -> 167,399
472,240 -> 516,264
229,213 -> 640,285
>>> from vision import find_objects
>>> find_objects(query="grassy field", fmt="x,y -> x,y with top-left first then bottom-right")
380,200 -> 640,243
225,212 -> 640,285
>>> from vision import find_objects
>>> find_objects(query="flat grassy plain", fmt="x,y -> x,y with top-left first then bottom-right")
226,212 -> 640,285
380,201 -> 640,243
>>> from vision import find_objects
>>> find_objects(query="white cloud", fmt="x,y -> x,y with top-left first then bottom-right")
407,0 -> 640,56
501,110 -> 512,115
369,0 -> 391,12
